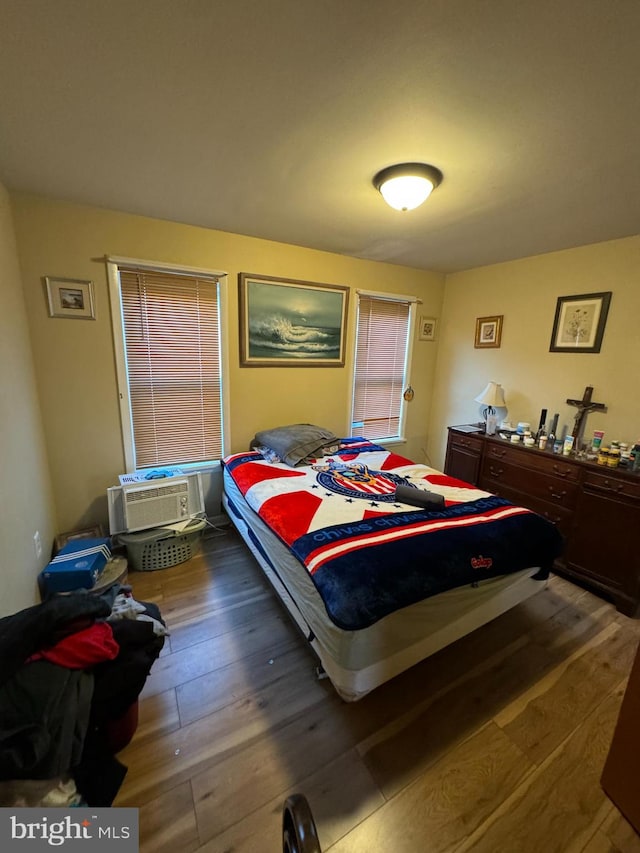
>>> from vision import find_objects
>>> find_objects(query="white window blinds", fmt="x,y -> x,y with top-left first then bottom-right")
119,268 -> 223,468
351,295 -> 411,440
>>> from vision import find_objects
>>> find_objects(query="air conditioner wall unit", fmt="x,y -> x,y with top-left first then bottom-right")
107,473 -> 205,534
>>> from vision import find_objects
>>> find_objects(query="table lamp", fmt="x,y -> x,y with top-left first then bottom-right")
474,381 -> 506,434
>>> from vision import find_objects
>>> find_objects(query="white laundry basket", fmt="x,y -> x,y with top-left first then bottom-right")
118,519 -> 206,571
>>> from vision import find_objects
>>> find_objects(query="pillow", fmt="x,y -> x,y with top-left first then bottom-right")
252,424 -> 339,467
252,445 -> 282,463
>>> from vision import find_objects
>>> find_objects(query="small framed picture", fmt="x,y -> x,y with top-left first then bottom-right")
474,315 -> 503,348
45,276 -> 96,320
418,316 -> 437,341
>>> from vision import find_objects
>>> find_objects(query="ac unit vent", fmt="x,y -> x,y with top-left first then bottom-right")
126,482 -> 188,502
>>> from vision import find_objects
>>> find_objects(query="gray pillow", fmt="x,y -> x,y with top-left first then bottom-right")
252,424 -> 339,467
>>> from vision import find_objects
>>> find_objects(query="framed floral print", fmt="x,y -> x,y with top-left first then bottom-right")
474,315 -> 503,348
549,292 -> 611,353
418,316 -> 437,341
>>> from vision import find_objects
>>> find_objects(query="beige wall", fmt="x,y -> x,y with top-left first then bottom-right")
0,183 -> 56,616
11,193 -> 445,533
429,235 -> 640,469
6,189 -> 640,590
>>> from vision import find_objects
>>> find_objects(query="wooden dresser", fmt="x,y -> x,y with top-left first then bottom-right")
444,425 -> 640,617
601,636 -> 640,832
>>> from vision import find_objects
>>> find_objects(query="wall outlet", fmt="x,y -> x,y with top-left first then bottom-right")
33,530 -> 42,560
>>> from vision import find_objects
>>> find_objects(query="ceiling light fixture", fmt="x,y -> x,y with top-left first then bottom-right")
373,162 -> 443,211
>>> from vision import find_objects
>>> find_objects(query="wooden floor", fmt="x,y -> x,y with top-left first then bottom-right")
114,526 -> 640,853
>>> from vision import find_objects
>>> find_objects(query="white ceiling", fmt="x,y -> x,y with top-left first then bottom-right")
1,0 -> 639,273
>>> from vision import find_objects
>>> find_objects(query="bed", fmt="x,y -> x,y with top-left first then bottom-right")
222,434 -> 563,701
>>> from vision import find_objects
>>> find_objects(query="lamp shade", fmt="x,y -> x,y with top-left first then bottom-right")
474,381 -> 506,409
373,163 -> 443,211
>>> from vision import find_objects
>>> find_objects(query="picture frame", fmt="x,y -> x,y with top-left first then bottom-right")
418,316 -> 437,341
45,276 -> 96,320
53,524 -> 104,555
238,272 -> 349,366
474,315 -> 503,348
549,291 -> 612,353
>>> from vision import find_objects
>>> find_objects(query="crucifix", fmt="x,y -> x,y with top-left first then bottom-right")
567,385 -> 607,443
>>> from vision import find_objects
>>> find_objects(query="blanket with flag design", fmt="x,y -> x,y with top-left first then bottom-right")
223,439 -> 563,630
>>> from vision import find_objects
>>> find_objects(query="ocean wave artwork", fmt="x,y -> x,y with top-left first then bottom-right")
242,276 -> 347,364
249,314 -> 341,358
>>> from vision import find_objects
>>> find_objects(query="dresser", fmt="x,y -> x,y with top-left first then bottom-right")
444,426 -> 640,617
601,637 -> 640,833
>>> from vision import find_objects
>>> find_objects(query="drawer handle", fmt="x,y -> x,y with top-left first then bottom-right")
552,465 -> 571,478
489,466 -> 504,477
548,488 -> 567,501
589,481 -> 625,495
491,449 -> 507,459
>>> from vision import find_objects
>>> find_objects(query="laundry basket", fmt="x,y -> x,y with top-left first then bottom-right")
118,519 -> 206,571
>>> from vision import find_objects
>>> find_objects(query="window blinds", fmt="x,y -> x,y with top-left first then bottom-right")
119,268 -> 223,468
352,295 -> 410,440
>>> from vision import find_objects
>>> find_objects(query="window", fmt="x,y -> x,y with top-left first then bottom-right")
108,260 -> 227,471
351,293 -> 414,441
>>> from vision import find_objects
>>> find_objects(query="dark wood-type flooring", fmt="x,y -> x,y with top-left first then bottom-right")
114,526 -> 640,852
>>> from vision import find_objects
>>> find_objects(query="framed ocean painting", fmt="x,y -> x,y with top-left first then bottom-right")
238,273 -> 349,366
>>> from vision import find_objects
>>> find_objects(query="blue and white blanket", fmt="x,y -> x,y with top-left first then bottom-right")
224,439 -> 563,630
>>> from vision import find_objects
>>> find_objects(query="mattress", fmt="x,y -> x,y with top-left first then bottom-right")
223,468 -> 548,701
223,441 -> 561,631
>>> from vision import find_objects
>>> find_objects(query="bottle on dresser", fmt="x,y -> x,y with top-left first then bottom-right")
535,409 -> 548,441
537,425 -> 548,450
547,412 -> 559,450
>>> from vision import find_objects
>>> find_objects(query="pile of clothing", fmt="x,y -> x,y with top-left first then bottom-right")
0,585 -> 165,806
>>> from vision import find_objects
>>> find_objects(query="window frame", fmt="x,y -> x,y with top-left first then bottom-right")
107,256 -> 231,473
349,290 -> 417,444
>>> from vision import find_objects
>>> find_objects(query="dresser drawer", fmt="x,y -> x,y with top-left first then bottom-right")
480,479 -> 573,540
526,500 -> 573,540
448,431 -> 484,453
480,458 -> 579,510
484,441 -> 580,482
583,471 -> 640,503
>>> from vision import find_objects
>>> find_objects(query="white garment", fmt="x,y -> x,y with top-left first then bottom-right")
108,593 -> 169,637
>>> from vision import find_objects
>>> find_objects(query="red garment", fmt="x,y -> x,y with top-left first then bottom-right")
28,621 -> 119,668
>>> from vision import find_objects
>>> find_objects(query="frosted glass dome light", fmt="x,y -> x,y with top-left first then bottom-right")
373,163 -> 443,211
